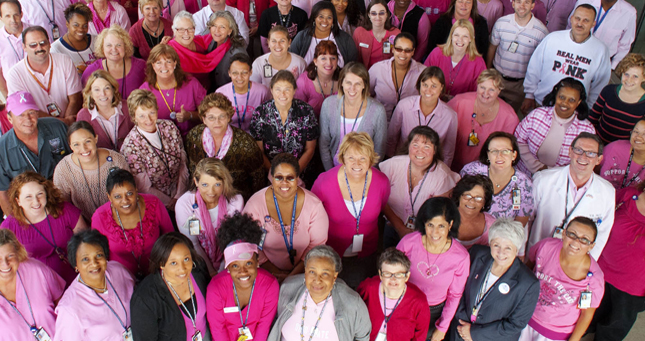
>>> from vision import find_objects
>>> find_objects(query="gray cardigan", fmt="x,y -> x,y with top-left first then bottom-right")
289,28 -> 358,64
267,274 -> 371,341
319,96 -> 387,170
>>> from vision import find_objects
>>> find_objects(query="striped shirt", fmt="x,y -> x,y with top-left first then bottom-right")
490,14 -> 549,79
589,84 -> 645,144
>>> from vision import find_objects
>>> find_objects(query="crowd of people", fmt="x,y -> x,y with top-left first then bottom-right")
0,0 -> 642,339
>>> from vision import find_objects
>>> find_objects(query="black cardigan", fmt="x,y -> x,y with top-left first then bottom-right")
427,14 -> 490,57
130,267 -> 211,341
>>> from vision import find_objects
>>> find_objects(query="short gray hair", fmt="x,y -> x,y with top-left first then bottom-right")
304,245 -> 342,273
207,10 -> 246,48
488,218 -> 525,251
172,11 -> 195,31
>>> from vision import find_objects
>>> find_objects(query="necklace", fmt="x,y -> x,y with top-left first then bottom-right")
316,77 -> 333,98
423,235 -> 450,279
79,276 -> 108,293
300,290 -> 331,341
144,20 -> 161,37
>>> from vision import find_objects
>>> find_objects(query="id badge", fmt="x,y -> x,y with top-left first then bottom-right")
375,332 -> 387,341
383,41 -> 391,54
577,290 -> 592,309
123,327 -> 133,341
51,25 -> 60,40
192,331 -> 203,341
553,226 -> 564,239
35,328 -> 52,341
352,234 -> 364,253
508,41 -> 519,53
512,189 -> 521,211
46,103 -> 61,117
238,327 -> 253,340
263,64 -> 273,78
468,131 -> 479,146
405,216 -> 415,230
188,218 -> 201,236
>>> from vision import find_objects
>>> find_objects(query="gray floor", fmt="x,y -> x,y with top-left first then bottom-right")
581,311 -> 645,341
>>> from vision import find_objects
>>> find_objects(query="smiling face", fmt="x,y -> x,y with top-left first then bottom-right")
408,134 -> 436,170
0,244 -> 19,282
75,242 -> 108,285
512,0 -> 534,19
228,61 -> 251,90
69,129 -> 99,164
0,2 -> 22,35
227,254 -> 258,290
393,37 -> 414,67
152,56 -> 177,82
173,17 -> 196,47
314,53 -> 338,78
202,106 -> 231,136
314,9 -> 334,36
268,31 -> 290,57
419,77 -> 443,103
331,0 -> 348,15
476,79 -> 501,105
276,0 -> 292,7
379,262 -> 409,293
342,146 -> 370,179
16,181 -> 47,219
207,0 -> 226,9
630,121 -> 645,152
490,237 -> 517,269
554,86 -> 581,119
66,13 -> 89,43
458,185 -> 485,216
368,4 -> 388,28
304,256 -> 338,302
271,80 -> 295,108
272,163 -> 298,199
424,215 -> 452,246
570,7 -> 595,39
142,2 -> 161,23
395,0 -> 411,10
23,30 -> 50,64
133,106 -> 158,133
7,110 -> 39,137
621,66 -> 645,92
91,77 -> 115,109
161,242 -> 193,285
562,221 -> 595,257
487,137 -> 516,171
455,0 -> 473,19
569,137 -> 602,178
103,34 -> 126,62
108,182 -> 139,215
451,26 -> 472,54
210,17 -> 232,45
194,173 -> 224,207
342,72 -> 365,101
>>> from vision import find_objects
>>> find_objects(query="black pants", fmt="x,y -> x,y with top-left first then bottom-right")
427,301 -> 445,340
591,282 -> 645,341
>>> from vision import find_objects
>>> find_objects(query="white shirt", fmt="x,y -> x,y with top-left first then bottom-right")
193,5 -> 250,45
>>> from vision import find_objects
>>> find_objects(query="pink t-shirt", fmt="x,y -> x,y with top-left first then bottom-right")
477,0 -> 504,32
206,268 -> 279,341
448,92 -> 519,172
425,47 -> 486,98
455,212 -> 495,249
294,72 -> 338,117
139,77 -> 207,136
528,238 -> 605,336
0,259 -> 65,340
53,261 -> 135,341
599,139 -> 644,189
280,292 -> 339,341
81,57 -> 147,100
242,187 -> 329,271
396,232 -> 470,332
379,156 -> 460,224
216,81 -> 272,133
250,52 -> 308,89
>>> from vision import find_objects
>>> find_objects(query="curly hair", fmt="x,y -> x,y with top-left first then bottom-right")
8,172 -> 65,227
271,153 -> 300,177
616,53 -> 645,79
216,212 -> 264,250
192,158 -> 239,199
64,2 -> 92,22
198,92 -> 235,120
82,70 -> 122,110
145,44 -> 188,89
451,174 -> 494,212
94,25 -> 135,59
543,77 -> 588,120
305,40 -> 341,81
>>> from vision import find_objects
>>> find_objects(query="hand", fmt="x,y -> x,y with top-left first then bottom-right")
176,105 -> 189,123
431,328 -> 446,341
521,98 -> 536,115
249,26 -> 258,36
160,36 -> 172,45
457,320 -> 472,341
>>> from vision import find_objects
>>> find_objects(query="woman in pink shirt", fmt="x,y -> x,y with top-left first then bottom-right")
448,69 -> 519,172
353,0 -> 400,69
452,174 -> 496,249
396,196 -> 470,341
424,20 -> 486,100
599,119 -> 645,189
521,217 -> 605,341
207,212 -> 279,341
0,229 -> 65,341
1,172 -> 87,285
54,230 -> 135,341
294,41 -> 340,117
243,153 -> 329,283
312,132 -> 391,288
88,0 -> 132,35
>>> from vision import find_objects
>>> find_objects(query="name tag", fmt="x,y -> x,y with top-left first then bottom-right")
224,306 -> 240,313
359,43 -> 369,48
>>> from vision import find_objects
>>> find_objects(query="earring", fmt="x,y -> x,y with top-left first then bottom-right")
75,268 -> 79,273
193,261 -> 197,269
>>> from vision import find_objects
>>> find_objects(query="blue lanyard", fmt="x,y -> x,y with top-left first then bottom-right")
86,277 -> 129,331
232,83 -> 251,129
342,97 -> 364,136
0,271 -> 39,335
233,279 -> 255,329
594,6 -> 611,32
344,169 -> 368,233
272,189 -> 297,263
382,286 -> 405,327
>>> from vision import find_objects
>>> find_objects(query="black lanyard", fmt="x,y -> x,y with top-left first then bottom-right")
27,215 -> 70,265
78,154 -> 101,209
472,265 -> 497,319
105,58 -> 127,97
417,110 -> 435,127
382,286 -> 405,327
622,149 -> 645,189
35,0 -> 55,26
408,163 -> 430,217
277,8 -> 292,29
0,271 -> 40,338
393,63 -> 409,102
560,177 -> 590,228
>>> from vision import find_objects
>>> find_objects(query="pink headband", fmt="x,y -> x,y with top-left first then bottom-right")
224,242 -> 258,269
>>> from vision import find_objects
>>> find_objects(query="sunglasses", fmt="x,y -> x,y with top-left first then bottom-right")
393,46 -> 414,54
27,40 -> 48,49
274,175 -> 296,183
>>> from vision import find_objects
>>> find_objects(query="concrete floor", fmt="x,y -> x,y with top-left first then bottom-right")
582,312 -> 645,341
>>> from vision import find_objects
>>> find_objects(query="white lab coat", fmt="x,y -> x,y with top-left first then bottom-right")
529,165 -> 615,260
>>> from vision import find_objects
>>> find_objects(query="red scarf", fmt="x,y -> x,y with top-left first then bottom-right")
168,35 -> 231,74
195,189 -> 228,270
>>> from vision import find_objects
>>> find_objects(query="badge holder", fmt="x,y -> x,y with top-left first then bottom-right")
51,25 -> 60,40
512,188 -> 521,211
259,216 -> 270,250
383,41 -> 391,54
188,218 -> 201,236
263,64 -> 273,78
123,327 -> 134,341
352,234 -> 364,253
468,131 -> 479,146
578,290 -> 592,309
375,332 -> 387,341
405,216 -> 415,230
552,226 -> 564,239
170,111 -> 177,120
46,103 -> 62,117
192,330 -> 203,341
34,327 -> 52,341
508,41 -> 519,53
238,327 -> 253,340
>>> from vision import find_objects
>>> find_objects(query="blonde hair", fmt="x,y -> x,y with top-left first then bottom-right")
0,229 -> 28,262
336,132 -> 380,166
440,19 -> 479,60
83,70 -> 122,110
94,25 -> 134,59
126,89 -> 158,121
193,158 -> 239,199
616,53 -> 645,79
198,93 -> 235,120
139,0 -> 163,12
477,69 -> 504,91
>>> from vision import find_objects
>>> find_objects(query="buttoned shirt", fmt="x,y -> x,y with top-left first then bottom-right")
490,14 -> 549,78
20,0 -> 69,41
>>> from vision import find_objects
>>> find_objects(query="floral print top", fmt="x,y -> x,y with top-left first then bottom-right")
250,99 -> 319,160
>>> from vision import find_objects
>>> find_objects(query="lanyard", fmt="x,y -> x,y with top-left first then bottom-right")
417,110 -> 435,127
0,271 -> 39,337
19,148 -> 38,172
157,83 -> 177,115
96,110 -> 119,150
594,6 -> 612,32
34,0 -> 55,25
78,154 -> 101,209
105,58 -> 127,98
278,8 -> 292,29
232,83 -> 250,129
342,97 -> 364,136
408,162 -> 430,217
136,128 -> 173,176
233,279 -> 256,329
622,149 -> 645,189
25,56 -> 53,93
317,77 -> 333,98
393,63 -> 409,102
472,266 -> 497,318
83,276 -> 129,331
27,214 -> 69,264
272,189 -> 297,264
382,285 -> 405,327
300,290 -> 331,341
166,275 -> 198,332
115,202 -> 145,275
6,36 -> 23,61
272,103 -> 293,151
560,177 -> 589,228
344,168 -> 368,233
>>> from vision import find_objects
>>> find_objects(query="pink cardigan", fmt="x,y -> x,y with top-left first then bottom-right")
76,103 -> 134,151
424,47 -> 486,97
129,18 -> 173,60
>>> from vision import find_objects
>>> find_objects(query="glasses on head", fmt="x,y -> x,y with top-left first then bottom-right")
571,147 -> 598,158
393,46 -> 414,54
488,149 -> 513,156
631,130 -> 645,137
461,193 -> 485,203
369,11 -> 387,16
274,175 -> 296,183
380,271 -> 408,279
27,40 -> 48,49
175,27 -> 195,34
564,230 -> 593,245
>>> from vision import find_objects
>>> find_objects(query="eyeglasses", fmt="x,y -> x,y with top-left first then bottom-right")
175,27 -> 195,34
571,147 -> 599,158
27,40 -> 48,49
564,230 -> 593,245
274,175 -> 296,183
488,149 -> 513,156
461,193 -> 485,202
631,130 -> 645,137
380,271 -> 409,279
369,11 -> 387,16
393,46 -> 414,54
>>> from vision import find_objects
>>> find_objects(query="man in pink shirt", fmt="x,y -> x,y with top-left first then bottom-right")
7,26 -> 82,125
0,0 -> 28,98
19,0 -> 69,42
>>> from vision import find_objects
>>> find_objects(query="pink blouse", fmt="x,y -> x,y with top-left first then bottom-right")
294,72 -> 338,117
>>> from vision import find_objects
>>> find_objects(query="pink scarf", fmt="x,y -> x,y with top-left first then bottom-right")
168,36 -> 231,74
195,190 -> 228,270
89,1 -> 114,33
202,125 -> 233,159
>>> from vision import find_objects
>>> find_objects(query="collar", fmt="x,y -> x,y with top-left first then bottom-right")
567,168 -> 594,192
25,54 -> 53,76
0,23 -> 25,40
89,106 -> 121,122
512,13 -> 535,29
569,29 -> 592,44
